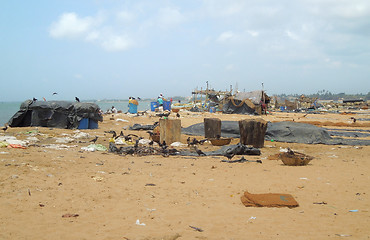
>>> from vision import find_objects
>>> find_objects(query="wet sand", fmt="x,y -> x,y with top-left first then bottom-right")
0,111 -> 369,239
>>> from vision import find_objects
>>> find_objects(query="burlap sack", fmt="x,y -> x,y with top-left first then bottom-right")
241,191 -> 299,208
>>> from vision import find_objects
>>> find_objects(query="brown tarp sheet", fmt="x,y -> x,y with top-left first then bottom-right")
241,191 -> 299,208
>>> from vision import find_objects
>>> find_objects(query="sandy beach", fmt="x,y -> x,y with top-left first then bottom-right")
0,110 -> 369,239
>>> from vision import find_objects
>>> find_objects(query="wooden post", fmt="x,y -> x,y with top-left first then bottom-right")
239,119 -> 267,148
159,119 -> 181,144
204,118 -> 221,139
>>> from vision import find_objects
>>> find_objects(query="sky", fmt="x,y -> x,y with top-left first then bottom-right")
0,0 -> 369,101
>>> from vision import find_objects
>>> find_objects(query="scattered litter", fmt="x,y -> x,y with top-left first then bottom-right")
73,132 -> 90,139
46,174 -> 54,177
349,209 -> 358,212
62,213 -> 79,218
189,225 -> 203,232
42,144 -> 77,150
171,142 -> 188,147
91,176 -> 104,182
335,234 -> 352,237
116,118 -> 129,122
0,136 -> 28,146
11,175 -> 19,179
300,177 -> 309,180
145,183 -> 156,186
139,139 -> 151,145
0,151 -> 9,154
313,201 -> 327,205
7,144 -> 27,149
26,137 -> 39,142
0,141 -> 9,148
81,144 -> 107,152
146,208 -> 156,212
136,219 -> 146,226
55,137 -> 74,143
248,216 -> 257,220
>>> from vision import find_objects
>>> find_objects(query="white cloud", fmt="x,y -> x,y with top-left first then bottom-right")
285,30 -> 300,41
116,11 -> 135,22
85,31 -> 100,41
157,7 -> 186,28
101,35 -> 134,51
50,12 -> 95,38
225,64 -> 235,71
74,74 -> 83,79
217,31 -> 236,42
247,30 -> 259,37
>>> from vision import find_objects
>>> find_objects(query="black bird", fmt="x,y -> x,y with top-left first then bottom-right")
350,117 -> 356,123
134,139 -> 139,150
196,148 -> 206,156
187,137 -> 191,146
156,112 -> 170,118
75,97 -> 80,102
162,147 -> 169,157
52,92 -> 58,95
199,139 -> 208,145
1,125 -> 8,132
216,134 -> 221,139
90,136 -> 98,143
224,151 -> 235,160
176,112 -> 180,118
33,97 -> 37,102
149,140 -> 154,147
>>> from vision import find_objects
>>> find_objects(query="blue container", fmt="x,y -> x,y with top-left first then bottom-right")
280,106 -> 285,111
210,107 -> 216,113
163,101 -> 171,111
128,103 -> 138,114
88,119 -> 99,129
150,102 -> 158,111
78,118 -> 89,129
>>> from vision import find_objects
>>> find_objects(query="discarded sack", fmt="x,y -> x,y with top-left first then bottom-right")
241,191 -> 299,208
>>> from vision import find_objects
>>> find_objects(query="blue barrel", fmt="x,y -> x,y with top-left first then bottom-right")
128,103 -> 138,114
88,119 -> 99,129
78,118 -> 89,129
280,106 -> 285,111
163,101 -> 171,111
210,107 -> 216,113
150,102 -> 158,111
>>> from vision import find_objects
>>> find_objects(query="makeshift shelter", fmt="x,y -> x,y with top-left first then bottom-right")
222,91 -> 269,115
8,100 -> 103,129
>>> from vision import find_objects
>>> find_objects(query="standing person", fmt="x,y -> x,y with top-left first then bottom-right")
157,94 -> 164,107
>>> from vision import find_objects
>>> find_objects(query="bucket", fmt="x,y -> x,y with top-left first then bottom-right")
128,103 -> 138,114
163,101 -> 171,111
150,102 -> 158,111
78,118 -> 89,129
210,107 -> 216,113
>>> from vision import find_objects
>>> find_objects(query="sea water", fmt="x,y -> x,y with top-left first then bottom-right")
0,100 -> 154,125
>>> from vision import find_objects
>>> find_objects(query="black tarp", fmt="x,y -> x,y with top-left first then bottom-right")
8,100 -> 103,129
222,99 -> 257,115
182,121 -> 370,146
